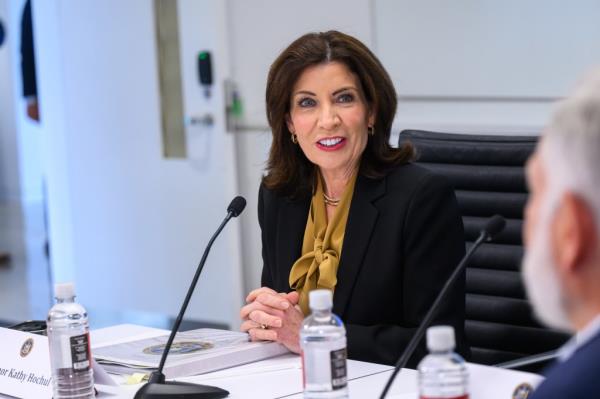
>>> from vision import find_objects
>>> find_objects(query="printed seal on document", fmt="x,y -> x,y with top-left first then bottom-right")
143,341 -> 214,355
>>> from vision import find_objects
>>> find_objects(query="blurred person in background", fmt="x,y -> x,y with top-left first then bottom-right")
0,16 -> 10,265
21,0 -> 39,122
523,68 -> 600,398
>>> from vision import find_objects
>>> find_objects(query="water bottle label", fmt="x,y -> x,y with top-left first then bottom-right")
69,333 -> 91,373
330,348 -> 347,390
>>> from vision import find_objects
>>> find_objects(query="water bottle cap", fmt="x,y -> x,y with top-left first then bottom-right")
426,326 -> 455,352
309,289 -> 332,310
55,282 -> 75,299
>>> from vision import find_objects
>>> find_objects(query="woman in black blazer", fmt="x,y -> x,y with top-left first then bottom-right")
240,31 -> 468,367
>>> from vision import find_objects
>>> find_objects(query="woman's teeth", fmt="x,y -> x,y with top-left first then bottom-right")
318,138 -> 343,147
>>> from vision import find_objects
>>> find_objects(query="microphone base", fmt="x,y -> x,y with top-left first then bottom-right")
134,381 -> 229,399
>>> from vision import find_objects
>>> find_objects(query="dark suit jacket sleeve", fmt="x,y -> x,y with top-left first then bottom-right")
344,173 -> 467,367
530,332 -> 600,399
21,0 -> 37,98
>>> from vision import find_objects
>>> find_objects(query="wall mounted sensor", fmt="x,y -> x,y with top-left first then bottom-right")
198,51 -> 213,98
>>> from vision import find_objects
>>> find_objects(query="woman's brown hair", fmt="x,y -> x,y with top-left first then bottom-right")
264,30 -> 414,198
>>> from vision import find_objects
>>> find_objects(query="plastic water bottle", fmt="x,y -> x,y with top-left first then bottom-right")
47,282 -> 95,398
300,289 -> 348,398
418,326 -> 469,399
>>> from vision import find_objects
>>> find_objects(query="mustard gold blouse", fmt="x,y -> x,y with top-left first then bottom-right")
288,173 -> 357,315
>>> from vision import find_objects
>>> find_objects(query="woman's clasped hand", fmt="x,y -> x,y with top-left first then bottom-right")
240,287 -> 305,353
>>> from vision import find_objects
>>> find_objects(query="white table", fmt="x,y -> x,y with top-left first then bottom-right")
89,324 -> 543,399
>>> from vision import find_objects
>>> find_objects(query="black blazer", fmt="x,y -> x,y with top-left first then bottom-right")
259,163 -> 468,367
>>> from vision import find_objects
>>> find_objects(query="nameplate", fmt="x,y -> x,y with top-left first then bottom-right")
0,327 -> 52,399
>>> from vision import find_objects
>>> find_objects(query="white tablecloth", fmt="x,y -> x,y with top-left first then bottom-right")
86,324 -> 543,399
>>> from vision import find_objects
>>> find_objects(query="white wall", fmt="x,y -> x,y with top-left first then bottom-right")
375,0 -> 600,98
33,0 -> 244,328
375,0 -> 600,139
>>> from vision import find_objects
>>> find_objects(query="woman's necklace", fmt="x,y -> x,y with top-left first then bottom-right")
323,192 -> 340,207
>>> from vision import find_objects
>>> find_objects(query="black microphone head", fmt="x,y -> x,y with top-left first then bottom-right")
227,196 -> 246,217
482,214 -> 506,241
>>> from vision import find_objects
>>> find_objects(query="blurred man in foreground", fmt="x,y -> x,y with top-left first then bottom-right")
523,69 -> 600,398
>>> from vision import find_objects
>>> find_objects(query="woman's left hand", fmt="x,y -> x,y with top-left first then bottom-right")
242,290 -> 304,353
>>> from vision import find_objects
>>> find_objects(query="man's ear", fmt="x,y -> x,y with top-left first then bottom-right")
552,193 -> 597,273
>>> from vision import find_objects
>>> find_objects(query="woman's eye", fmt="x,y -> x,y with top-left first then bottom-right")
337,93 -> 354,103
298,98 -> 316,107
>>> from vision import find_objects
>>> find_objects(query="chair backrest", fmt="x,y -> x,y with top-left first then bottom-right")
399,129 -> 570,369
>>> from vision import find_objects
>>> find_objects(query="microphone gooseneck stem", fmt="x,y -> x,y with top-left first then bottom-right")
378,230 -> 488,399
152,212 -> 234,378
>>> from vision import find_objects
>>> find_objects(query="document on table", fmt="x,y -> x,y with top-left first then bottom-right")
93,328 -> 289,379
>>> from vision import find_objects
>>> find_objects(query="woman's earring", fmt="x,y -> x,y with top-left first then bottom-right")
291,133 -> 298,144
368,125 -> 375,136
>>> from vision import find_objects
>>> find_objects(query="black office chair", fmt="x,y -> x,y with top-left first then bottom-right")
399,129 -> 570,372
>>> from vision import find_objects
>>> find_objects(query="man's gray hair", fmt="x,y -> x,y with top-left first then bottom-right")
542,68 -> 600,228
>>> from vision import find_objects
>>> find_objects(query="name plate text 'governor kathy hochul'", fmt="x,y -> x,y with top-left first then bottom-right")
0,327 -> 52,399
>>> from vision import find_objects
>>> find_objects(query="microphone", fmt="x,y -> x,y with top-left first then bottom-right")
482,214 -> 506,242
134,196 -> 246,399
227,196 -> 246,217
379,215 -> 506,399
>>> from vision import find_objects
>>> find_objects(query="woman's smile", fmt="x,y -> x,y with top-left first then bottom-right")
316,136 -> 346,151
